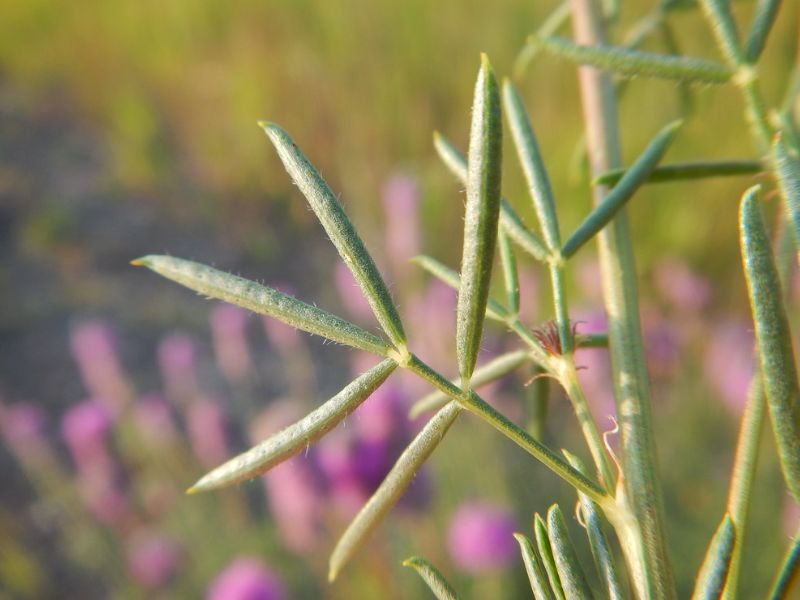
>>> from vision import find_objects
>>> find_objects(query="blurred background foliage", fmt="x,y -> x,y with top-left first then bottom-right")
0,0 -> 799,598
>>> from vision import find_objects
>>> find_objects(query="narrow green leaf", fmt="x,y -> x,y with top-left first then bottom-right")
456,54 -> 503,383
691,515 -> 736,600
722,376 -> 765,599
187,358 -> 396,492
260,122 -> 407,349
409,349 -> 530,418
773,136 -> 800,255
768,528 -> 800,600
576,333 -> 609,348
536,35 -> 734,84
406,354 -> 608,502
739,186 -> 800,502
744,0 -> 782,63
594,159 -> 764,187
131,255 -> 390,356
699,0 -> 743,64
411,255 -> 508,321
562,120 -> 682,258
498,228 -> 520,314
513,0 -> 572,78
515,533 -> 557,600
432,132 -> 550,262
329,402 -> 461,581
565,451 -> 625,600
503,79 -> 561,249
535,513 -> 566,600
547,504 -> 595,600
403,556 -> 461,600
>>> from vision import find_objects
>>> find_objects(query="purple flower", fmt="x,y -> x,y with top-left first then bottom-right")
382,173 -> 420,278
250,403 -> 325,554
210,304 -> 252,383
573,311 -> 616,422
79,469 -> 131,527
406,279 -> 456,369
447,502 -> 518,573
186,396 -> 230,469
158,332 -> 198,400
70,320 -> 131,414
206,557 -> 286,600
61,400 -> 114,472
0,402 -> 49,463
127,529 -> 183,589
703,320 -> 755,413
133,393 -> 178,447
334,263 -> 374,323
654,258 -> 712,314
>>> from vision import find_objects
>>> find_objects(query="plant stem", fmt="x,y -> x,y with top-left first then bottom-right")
721,376 -> 766,599
570,0 -> 675,598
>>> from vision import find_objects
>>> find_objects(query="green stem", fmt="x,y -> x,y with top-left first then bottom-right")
405,354 -> 609,504
570,0 -> 675,598
737,70 -> 774,151
721,376 -> 766,600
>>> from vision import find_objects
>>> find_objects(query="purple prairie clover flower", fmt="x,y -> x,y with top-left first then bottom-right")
78,468 -> 132,527
70,320 -> 131,414
210,304 -> 253,383
61,400 -> 115,473
447,502 -> 518,573
640,305 -> 682,379
573,311 -> 616,422
127,529 -> 183,589
158,332 -> 199,401
133,393 -> 178,447
703,320 -> 755,414
405,279 -> 456,370
382,173 -> 420,278
250,402 -> 325,554
186,396 -> 230,469
334,262 -> 374,324
654,258 -> 712,314
206,557 -> 286,600
0,402 -> 50,465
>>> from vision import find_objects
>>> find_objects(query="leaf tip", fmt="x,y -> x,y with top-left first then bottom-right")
480,52 -> 493,73
130,257 -> 147,267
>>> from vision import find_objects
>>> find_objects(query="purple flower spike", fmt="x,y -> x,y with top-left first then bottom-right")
382,173 -> 420,277
704,320 -> 755,414
61,400 -> 114,472
654,259 -> 712,314
353,383 -> 409,443
134,394 -> 178,446
70,320 -> 130,414
447,502 -> 518,573
210,304 -> 252,383
0,402 -> 48,461
206,557 -> 286,600
187,396 -> 230,469
334,263 -> 374,323
127,529 -> 183,589
158,332 -> 198,399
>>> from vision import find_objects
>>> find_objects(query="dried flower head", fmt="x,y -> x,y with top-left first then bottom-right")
531,320 -> 580,356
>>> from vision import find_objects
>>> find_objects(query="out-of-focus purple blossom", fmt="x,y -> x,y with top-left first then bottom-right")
70,320 -> 131,414
251,402 -> 325,555
447,502 -> 518,573
206,557 -> 286,600
133,393 -> 178,447
79,469 -> 131,527
703,321 -> 755,413
573,311 -> 616,422
575,258 -> 604,303
261,315 -> 300,355
517,271 -> 540,325
353,383 -> 410,443
641,306 -> 682,379
382,173 -> 420,278
158,332 -> 198,400
210,304 -> 253,383
61,400 -> 114,472
406,279 -> 456,370
0,402 -> 49,463
654,259 -> 712,314
334,263 -> 374,323
186,396 -> 230,469
127,529 -> 183,589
